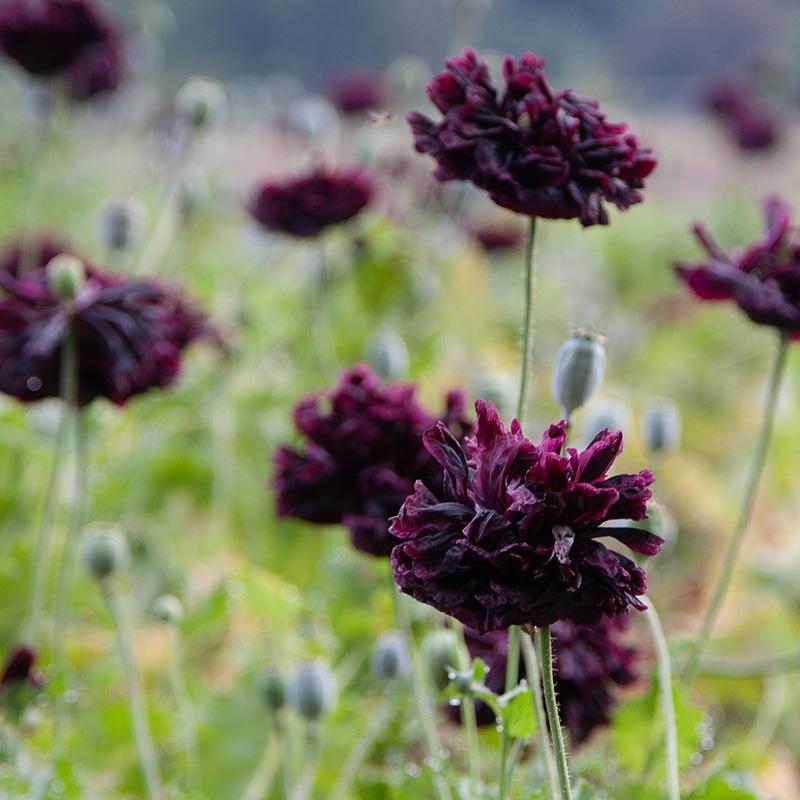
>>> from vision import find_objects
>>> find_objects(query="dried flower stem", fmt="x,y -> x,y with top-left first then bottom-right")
536,627 -> 572,800
643,597 -> 680,800
101,581 -> 164,800
682,331 -> 790,683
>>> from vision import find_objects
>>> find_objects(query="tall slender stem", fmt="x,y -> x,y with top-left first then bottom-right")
388,578 -> 452,800
168,627 -> 197,793
449,620 -> 481,794
102,582 -> 164,800
497,625 -> 520,800
643,598 -> 680,800
682,332 -> 790,683
241,730 -> 281,800
536,627 -> 572,800
517,218 -> 538,425
291,724 -> 320,800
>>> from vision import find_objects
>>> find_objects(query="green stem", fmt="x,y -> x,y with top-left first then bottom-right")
517,218 -> 538,424
536,628 -> 572,800
682,331 -> 790,684
497,625 -> 521,800
291,724 -> 321,800
241,728 -> 281,800
643,598 -> 680,800
449,620 -> 482,794
521,632 -> 558,798
388,579 -> 452,800
102,582 -> 164,800
698,649 -> 800,678
168,627 -> 197,793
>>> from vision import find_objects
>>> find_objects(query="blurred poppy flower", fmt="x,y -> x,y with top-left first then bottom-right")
469,223 -> 524,253
65,35 -> 123,100
391,400 -> 660,632
327,70 -> 385,115
249,166 -> 374,238
0,645 -> 43,720
273,364 -> 472,557
408,48 -> 655,227
675,195 -> 800,337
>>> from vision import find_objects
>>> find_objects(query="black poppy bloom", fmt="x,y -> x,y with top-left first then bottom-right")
249,166 -> 375,239
408,48 -> 656,227
675,195 -> 800,338
273,364 -> 472,557
391,400 -> 660,632
0,646 -> 42,692
0,241 -> 215,406
327,71 -> 385,115
64,34 -> 123,100
0,0 -> 117,78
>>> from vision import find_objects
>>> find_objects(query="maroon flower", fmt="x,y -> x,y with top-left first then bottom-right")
327,70 -> 385,115
391,400 -> 660,632
65,35 -> 123,100
249,166 -> 374,238
469,223 -> 524,253
0,646 -> 42,692
0,0 -> 117,78
408,48 -> 656,227
0,239 -> 214,406
273,365 -> 472,557
675,195 -> 800,338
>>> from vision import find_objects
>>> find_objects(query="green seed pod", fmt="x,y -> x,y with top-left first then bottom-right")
420,629 -> 459,693
370,632 -> 410,682
151,594 -> 184,624
643,399 -> 681,454
286,661 -> 337,722
257,669 -> 286,713
46,255 -> 85,301
365,330 -> 409,381
79,524 -> 129,580
551,329 -> 607,418
176,76 -> 227,130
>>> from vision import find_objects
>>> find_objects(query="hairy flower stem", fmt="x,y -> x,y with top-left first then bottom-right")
521,632 -> 559,797
643,598 -> 680,800
388,578 -> 452,800
101,581 -> 164,800
682,331 -> 790,684
536,627 -> 572,800
449,620 -> 482,794
517,217 -> 538,425
168,627 -> 197,793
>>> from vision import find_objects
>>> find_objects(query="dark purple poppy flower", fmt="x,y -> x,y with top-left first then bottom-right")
0,0 -> 117,78
675,195 -> 800,338
273,365 -> 472,557
249,166 -> 375,238
391,400 -> 660,632
0,646 -> 42,692
408,48 -> 656,227
65,35 -> 123,100
469,223 -> 524,253
327,71 -> 385,115
0,240 -> 215,406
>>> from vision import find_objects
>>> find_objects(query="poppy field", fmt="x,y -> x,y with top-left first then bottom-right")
0,2 -> 800,799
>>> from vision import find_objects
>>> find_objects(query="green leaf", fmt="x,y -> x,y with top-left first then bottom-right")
684,770 -> 762,799
502,685 -> 537,738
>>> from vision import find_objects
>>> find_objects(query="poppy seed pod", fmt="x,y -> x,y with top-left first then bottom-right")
579,400 -> 631,447
643,399 -> 681,455
257,669 -> 286,713
79,524 -> 129,580
370,632 -> 410,682
151,594 -> 183,624
551,330 -> 607,418
420,629 -> 459,692
365,329 -> 409,381
286,661 -> 337,722
176,76 -> 226,131
100,199 -> 146,253
46,254 -> 85,301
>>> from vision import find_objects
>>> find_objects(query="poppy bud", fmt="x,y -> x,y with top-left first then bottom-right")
420,629 -> 459,692
643,399 -> 681,454
46,255 -> 85,301
79,524 -> 129,580
551,329 -> 607,418
151,594 -> 184,624
176,76 -> 227,131
370,632 -> 410,682
286,661 -> 337,722
579,400 -> 631,446
365,330 -> 409,381
257,669 -> 286,713
101,199 -> 147,253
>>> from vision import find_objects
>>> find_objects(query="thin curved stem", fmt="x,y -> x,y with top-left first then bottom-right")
449,620 -> 481,794
682,331 -> 790,683
102,582 -> 164,800
168,627 -> 197,793
291,724 -> 321,800
536,628 -> 572,800
517,218 -> 538,425
241,729 -> 281,800
643,598 -> 680,800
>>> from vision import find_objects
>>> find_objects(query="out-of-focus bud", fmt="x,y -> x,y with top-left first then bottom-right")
471,370 -> 515,421
79,524 -> 130,580
286,661 -> 337,722
176,76 -> 227,131
46,254 -> 85,301
258,669 -> 286,713
579,400 -> 632,446
421,629 -> 459,693
643,398 -> 681,455
177,171 -> 210,221
370,632 -> 410,682
551,328 -> 607,418
101,198 -> 147,253
365,329 -> 409,381
151,594 -> 184,624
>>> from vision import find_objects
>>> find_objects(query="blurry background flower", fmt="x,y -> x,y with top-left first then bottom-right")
326,70 -> 386,115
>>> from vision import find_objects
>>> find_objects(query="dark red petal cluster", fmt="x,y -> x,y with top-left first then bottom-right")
64,35 -> 123,100
675,195 -> 800,338
327,70 -> 385,115
469,223 -> 524,253
0,237 -> 214,406
702,76 -> 780,152
0,645 -> 42,691
391,400 -> 660,632
0,0 -> 118,78
273,365 -> 472,557
408,48 -> 656,227
249,166 -> 374,238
